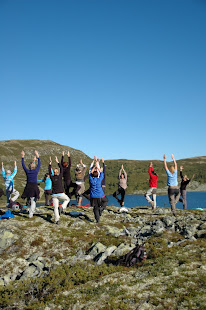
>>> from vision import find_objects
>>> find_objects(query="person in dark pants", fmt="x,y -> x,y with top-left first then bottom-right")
113,165 -> 127,207
38,173 -> 53,206
21,150 -> 41,218
89,163 -> 108,223
179,166 -> 195,209
163,154 -> 180,216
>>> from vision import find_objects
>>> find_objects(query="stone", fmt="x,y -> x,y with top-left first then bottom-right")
0,230 -> 17,254
88,242 -> 107,258
20,265 -> 39,281
196,230 -> 206,238
104,226 -> 125,237
95,245 -> 117,265
112,243 -> 134,257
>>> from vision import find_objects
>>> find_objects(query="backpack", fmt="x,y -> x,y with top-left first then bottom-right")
118,244 -> 146,267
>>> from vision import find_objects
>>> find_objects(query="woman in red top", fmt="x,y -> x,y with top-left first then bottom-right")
144,162 -> 158,210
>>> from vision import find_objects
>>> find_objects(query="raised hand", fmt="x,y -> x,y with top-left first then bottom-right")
67,151 -> 70,157
80,159 -> 83,165
34,150 -> 39,158
55,156 -> 59,163
101,158 -> 104,163
14,161 -> 17,166
163,154 -> 166,160
180,166 -> 183,171
150,162 -> 153,167
2,162 -> 3,167
62,151 -> 65,156
21,151 -> 25,158
49,157 -> 52,164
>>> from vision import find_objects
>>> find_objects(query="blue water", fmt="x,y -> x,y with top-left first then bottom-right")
76,192 -> 206,210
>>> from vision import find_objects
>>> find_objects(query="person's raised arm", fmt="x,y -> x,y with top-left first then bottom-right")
102,158 -> 105,175
148,162 -> 154,176
1,162 -> 5,178
171,154 -> 177,170
35,150 -> 41,172
56,156 -> 62,175
49,157 -> 52,176
180,166 -> 183,179
67,151 -> 71,168
163,154 -> 168,171
21,151 -> 28,172
11,161 -> 17,178
61,151 -> 64,166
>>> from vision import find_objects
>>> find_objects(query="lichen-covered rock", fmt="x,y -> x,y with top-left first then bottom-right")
95,245 -> 117,265
0,230 -> 18,254
88,242 -> 107,258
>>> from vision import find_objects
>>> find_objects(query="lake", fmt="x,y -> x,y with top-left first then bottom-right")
77,192 -> 206,210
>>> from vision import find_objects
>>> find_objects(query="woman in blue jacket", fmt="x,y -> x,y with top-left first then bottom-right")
38,172 -> 53,206
89,163 -> 108,223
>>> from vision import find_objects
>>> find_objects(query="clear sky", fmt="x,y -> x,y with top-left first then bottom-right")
0,0 -> 206,160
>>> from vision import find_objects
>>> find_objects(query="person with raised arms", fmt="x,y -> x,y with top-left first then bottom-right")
179,166 -> 195,209
38,172 -> 53,206
21,150 -> 41,218
144,162 -> 158,210
113,165 -> 128,211
163,154 -> 180,216
2,161 -> 19,207
49,156 -> 70,224
74,159 -> 87,206
89,162 -> 108,223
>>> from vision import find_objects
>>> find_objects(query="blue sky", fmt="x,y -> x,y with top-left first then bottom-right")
0,0 -> 206,160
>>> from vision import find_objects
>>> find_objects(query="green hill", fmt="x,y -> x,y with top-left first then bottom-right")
0,140 -> 206,198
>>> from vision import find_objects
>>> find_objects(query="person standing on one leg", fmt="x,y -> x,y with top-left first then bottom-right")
21,150 -> 41,218
113,165 -> 127,210
145,162 -> 158,210
163,154 -> 180,216
49,156 -> 70,224
2,161 -> 19,207
61,151 -> 73,198
89,163 -> 108,223
179,166 -> 195,210
74,159 -> 86,206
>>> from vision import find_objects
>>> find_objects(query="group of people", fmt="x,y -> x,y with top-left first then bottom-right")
1,151 -> 194,223
145,154 -> 194,216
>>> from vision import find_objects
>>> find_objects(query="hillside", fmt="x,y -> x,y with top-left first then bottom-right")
0,140 -> 206,198
0,204 -> 205,309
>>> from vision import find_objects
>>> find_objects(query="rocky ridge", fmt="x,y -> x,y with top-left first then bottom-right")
0,202 -> 205,309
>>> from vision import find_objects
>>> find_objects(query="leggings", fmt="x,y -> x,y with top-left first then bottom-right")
91,196 -> 108,223
113,186 -> 125,206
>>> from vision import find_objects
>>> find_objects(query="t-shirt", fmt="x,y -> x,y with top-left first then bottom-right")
166,169 -> 178,186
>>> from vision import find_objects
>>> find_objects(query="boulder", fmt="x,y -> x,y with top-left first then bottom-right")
95,245 -> 117,265
112,243 -> 134,257
88,242 -> 107,258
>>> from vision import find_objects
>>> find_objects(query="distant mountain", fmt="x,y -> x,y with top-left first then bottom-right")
0,140 -> 206,196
